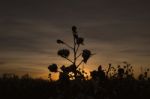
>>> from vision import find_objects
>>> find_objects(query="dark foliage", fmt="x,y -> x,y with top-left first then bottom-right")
1,26 -> 149,99
46,26 -> 150,99
0,74 -> 51,99
0,71 -> 150,99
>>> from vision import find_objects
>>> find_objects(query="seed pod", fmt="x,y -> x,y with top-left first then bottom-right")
57,39 -> 64,44
72,26 -> 78,39
69,64 -> 77,72
82,49 -> 92,63
48,64 -> 58,72
58,49 -> 70,58
76,37 -> 84,45
72,26 -> 77,33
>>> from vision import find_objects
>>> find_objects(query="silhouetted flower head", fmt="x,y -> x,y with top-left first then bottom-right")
109,63 -> 112,67
60,65 -> 77,73
48,73 -> 51,79
60,65 -> 67,72
72,26 -> 78,39
58,49 -> 70,58
57,39 -> 64,44
77,37 -> 84,45
82,49 -> 92,63
48,64 -> 58,72
118,68 -> 124,78
72,26 -> 77,33
90,70 -> 98,80
98,65 -> 102,71
69,64 -> 77,72
144,72 -> 148,77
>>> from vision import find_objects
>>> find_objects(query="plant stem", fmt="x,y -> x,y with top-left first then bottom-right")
62,56 -> 74,64
73,35 -> 76,65
76,53 -> 82,59
77,60 -> 83,68
64,43 -> 74,50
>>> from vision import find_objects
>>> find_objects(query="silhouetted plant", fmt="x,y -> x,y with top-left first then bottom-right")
118,67 -> 124,79
90,62 -> 136,81
1,27 -> 150,99
48,26 -> 94,80
90,65 -> 106,81
138,67 -> 149,80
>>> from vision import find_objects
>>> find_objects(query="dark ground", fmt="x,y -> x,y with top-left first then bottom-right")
0,73 -> 150,99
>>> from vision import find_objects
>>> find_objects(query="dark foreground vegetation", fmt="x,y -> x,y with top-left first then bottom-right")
0,70 -> 150,99
1,26 -> 150,99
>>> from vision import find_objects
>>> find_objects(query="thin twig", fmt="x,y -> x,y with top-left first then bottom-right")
77,60 -> 84,68
75,45 -> 80,53
73,35 -> 77,65
62,56 -> 74,64
64,43 -> 74,50
76,53 -> 82,59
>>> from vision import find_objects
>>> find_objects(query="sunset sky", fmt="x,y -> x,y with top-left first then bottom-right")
0,0 -> 150,79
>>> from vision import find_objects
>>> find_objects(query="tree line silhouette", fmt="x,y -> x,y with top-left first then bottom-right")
0,26 -> 150,99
